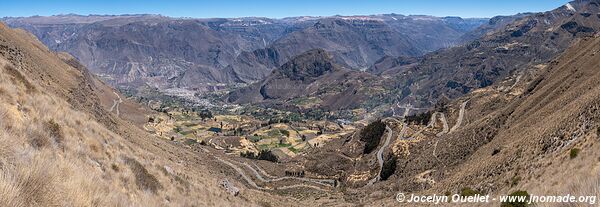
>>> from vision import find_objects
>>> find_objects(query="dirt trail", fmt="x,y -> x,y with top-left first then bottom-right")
242,162 -> 335,187
427,100 -> 469,136
435,113 -> 449,137
506,74 -> 522,92
204,147 -> 333,191
108,91 -> 123,117
368,106 -> 426,185
214,156 -> 266,190
395,103 -> 427,118
449,101 -> 468,133
427,112 -> 438,128
203,100 -> 468,191
367,125 -> 395,185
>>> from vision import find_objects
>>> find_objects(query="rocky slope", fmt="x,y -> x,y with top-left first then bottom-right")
382,0 -> 600,108
229,1 -> 600,114
228,49 -> 380,111
3,14 -> 487,93
377,33 -> 600,205
292,29 -> 600,206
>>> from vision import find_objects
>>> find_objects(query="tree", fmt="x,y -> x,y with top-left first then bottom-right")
240,150 -> 278,162
405,111 -> 432,125
360,120 -> 386,154
280,129 -> 290,137
174,126 -> 182,133
198,109 -> 213,120
435,95 -> 450,113
380,155 -> 397,180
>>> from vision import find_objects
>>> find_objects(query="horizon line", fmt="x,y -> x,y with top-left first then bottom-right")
4,12 -> 530,20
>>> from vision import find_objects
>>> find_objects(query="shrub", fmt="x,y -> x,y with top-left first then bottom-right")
288,147 -> 299,153
501,190 -> 530,207
460,187 -> 480,197
45,120 -> 63,145
240,150 -> 278,162
405,111 -> 433,125
111,163 -> 120,172
4,64 -> 36,93
510,176 -> 522,187
435,96 -> 450,113
380,155 -> 397,180
124,157 -> 163,193
183,139 -> 197,145
174,126 -> 182,133
570,148 -> 581,159
360,120 -> 386,154
28,126 -> 50,149
280,129 -> 290,137
248,136 -> 261,143
257,150 -> 278,162
240,151 -> 254,158
198,109 -> 213,120
492,148 -> 501,156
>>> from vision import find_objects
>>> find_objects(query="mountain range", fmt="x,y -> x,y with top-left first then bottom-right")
385,0 -> 600,107
3,0 -> 600,206
228,0 -> 600,114
2,14 -> 488,93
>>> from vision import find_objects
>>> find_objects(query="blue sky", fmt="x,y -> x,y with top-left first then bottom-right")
1,0 -> 571,18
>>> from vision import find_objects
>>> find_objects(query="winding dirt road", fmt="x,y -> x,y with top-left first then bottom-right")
449,101 -> 468,133
242,162 -> 335,187
203,100 -> 469,191
214,156 -> 265,190
427,112 -> 437,128
506,74 -> 522,92
202,147 -> 335,191
108,91 -> 123,117
435,113 -> 449,137
367,125 -> 396,185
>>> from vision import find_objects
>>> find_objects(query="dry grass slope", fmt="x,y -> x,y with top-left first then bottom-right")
124,157 -> 163,194
0,22 -> 296,206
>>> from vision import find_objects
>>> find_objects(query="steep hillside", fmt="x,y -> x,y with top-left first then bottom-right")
2,15 -> 295,91
228,1 -> 600,116
228,49 -> 380,111
276,33 -> 600,206
384,0 -> 600,107
433,33 -> 600,196
227,15 -> 487,83
263,17 -> 421,69
0,22 -> 301,206
369,34 -> 600,205
458,13 -> 530,43
3,14 -> 486,94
